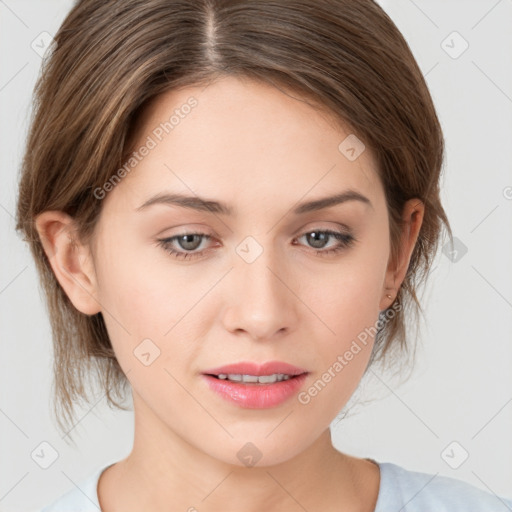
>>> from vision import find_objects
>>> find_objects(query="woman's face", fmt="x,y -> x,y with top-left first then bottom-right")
75,76 -> 409,466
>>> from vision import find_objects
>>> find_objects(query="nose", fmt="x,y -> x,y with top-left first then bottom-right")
221,244 -> 299,341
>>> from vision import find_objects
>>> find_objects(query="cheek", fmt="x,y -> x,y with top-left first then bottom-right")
94,226 -> 177,329
314,243 -> 388,345
295,286 -> 383,426
303,235 -> 389,391
93,234 -> 211,373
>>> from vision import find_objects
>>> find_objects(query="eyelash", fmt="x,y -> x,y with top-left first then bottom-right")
156,229 -> 356,261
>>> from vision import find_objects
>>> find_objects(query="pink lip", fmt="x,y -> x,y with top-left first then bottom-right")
202,361 -> 308,377
201,360 -> 309,409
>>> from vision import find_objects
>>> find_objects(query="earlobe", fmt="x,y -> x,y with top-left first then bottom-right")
35,211 -> 101,316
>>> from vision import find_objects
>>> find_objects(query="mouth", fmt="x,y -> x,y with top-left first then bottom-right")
205,373 -> 304,384
200,361 -> 309,408
201,360 -> 308,382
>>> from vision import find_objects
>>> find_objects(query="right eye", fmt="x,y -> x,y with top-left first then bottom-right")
157,232 -> 214,260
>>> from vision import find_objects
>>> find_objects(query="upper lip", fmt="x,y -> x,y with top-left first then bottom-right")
202,361 -> 308,377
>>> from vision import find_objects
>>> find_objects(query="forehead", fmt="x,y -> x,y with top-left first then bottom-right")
113,76 -> 383,212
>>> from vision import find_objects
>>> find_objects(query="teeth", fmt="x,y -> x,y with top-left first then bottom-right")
216,373 -> 292,383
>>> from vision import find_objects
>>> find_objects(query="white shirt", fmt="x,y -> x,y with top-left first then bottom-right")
37,459 -> 512,511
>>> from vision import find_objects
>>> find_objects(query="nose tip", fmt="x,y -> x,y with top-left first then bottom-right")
221,253 -> 298,341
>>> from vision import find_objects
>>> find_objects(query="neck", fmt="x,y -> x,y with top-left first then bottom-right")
104,393 -> 370,512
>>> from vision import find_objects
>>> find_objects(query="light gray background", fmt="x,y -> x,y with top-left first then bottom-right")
1,1 -> 511,511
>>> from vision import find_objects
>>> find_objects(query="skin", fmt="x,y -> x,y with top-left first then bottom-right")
36,76 -> 424,512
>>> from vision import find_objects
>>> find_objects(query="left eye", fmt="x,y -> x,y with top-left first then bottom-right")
157,229 -> 356,261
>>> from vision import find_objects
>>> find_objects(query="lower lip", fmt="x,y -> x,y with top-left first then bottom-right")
201,374 -> 308,408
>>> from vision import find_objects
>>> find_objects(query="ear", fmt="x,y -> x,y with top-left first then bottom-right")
35,210 -> 101,315
379,198 -> 425,311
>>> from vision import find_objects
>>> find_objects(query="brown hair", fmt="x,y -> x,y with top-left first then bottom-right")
15,0 -> 452,439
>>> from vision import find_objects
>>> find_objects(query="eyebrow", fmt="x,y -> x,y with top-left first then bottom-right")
136,189 -> 372,215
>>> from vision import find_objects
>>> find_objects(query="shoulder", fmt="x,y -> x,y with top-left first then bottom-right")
375,461 -> 512,512
37,464 -> 113,512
